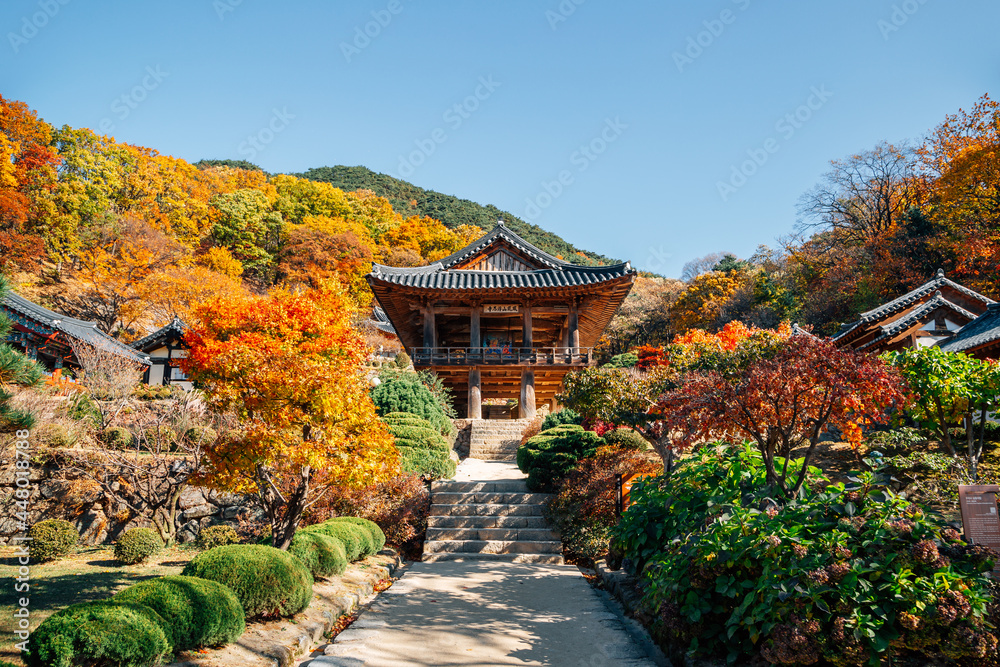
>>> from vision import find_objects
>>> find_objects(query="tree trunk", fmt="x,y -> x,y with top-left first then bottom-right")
267,465 -> 311,550
937,401 -> 956,456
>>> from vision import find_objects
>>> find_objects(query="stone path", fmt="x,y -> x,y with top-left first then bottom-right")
302,460 -> 662,666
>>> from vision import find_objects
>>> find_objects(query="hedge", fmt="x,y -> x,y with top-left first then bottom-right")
329,516 -> 387,552
24,601 -> 170,667
114,575 -> 244,651
196,525 -> 240,550
27,519 -> 78,562
602,427 -> 650,452
398,445 -> 456,480
181,545 -> 313,619
288,531 -> 348,578
517,424 -> 604,492
301,521 -> 367,561
371,375 -> 453,437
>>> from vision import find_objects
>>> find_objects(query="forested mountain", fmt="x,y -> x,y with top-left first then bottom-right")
298,166 -> 616,266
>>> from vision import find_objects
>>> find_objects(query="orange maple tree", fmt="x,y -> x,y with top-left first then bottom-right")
183,281 -> 399,549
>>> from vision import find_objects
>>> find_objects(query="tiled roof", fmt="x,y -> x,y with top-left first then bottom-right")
435,221 -> 569,270
369,221 -> 634,290
938,304 -> 1000,353
3,292 -> 150,365
368,307 -> 396,335
858,294 -> 978,351
834,269 -> 994,341
131,317 -> 186,352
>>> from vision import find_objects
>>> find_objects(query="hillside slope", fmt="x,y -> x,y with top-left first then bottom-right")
297,166 -> 618,266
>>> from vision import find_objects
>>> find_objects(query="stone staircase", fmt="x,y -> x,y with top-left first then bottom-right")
423,479 -> 564,564
468,419 -> 530,461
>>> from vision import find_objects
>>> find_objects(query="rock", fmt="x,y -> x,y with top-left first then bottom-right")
182,504 -> 217,521
177,486 -> 208,510
77,510 -> 109,545
222,506 -> 241,520
39,480 -> 62,499
177,519 -> 200,543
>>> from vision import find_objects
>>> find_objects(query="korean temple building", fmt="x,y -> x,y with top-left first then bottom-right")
833,269 -> 995,354
2,291 -> 150,371
367,222 -> 636,419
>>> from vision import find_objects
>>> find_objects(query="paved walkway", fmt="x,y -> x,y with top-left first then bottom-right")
303,460 -> 661,666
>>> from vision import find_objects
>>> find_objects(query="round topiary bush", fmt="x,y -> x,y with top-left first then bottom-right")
114,527 -> 163,565
114,575 -> 245,651
602,428 -> 650,451
197,525 -> 241,550
24,600 -> 171,667
397,445 -> 457,480
183,425 -> 218,446
370,374 -> 453,437
517,424 -> 605,492
288,531 -> 348,578
330,517 -> 386,553
181,545 -> 313,619
301,521 -> 368,561
100,426 -> 135,449
541,408 -> 582,432
27,519 -> 78,562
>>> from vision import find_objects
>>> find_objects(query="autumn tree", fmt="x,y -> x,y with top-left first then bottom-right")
658,335 -> 905,498
208,188 -> 284,277
596,276 -> 684,359
183,281 -> 399,549
71,341 -> 146,430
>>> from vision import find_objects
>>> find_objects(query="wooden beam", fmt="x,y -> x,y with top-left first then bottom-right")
522,305 -> 533,349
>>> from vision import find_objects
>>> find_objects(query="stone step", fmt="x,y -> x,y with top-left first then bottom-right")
427,527 -> 559,541
421,552 -> 564,564
426,515 -> 551,529
432,492 -> 551,505
429,503 -> 545,517
467,453 -> 516,462
424,539 -> 564,554
431,480 -> 529,493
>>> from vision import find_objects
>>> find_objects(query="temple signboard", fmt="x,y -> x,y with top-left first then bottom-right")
484,304 -> 519,314
958,485 -> 1000,576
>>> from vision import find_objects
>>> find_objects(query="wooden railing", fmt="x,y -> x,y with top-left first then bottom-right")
411,346 -> 593,366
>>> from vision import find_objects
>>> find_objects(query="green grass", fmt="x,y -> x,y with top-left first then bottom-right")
0,544 -> 198,666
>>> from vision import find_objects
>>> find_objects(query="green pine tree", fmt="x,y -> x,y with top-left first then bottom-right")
0,276 -> 44,433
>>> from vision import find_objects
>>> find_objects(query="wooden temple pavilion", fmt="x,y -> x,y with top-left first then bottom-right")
832,269 -> 994,354
367,222 -> 636,419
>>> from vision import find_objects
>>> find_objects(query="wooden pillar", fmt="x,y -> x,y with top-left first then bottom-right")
522,305 -> 533,349
470,306 -> 481,348
422,305 -> 436,349
519,369 -> 536,419
566,306 -> 580,351
468,368 -> 482,419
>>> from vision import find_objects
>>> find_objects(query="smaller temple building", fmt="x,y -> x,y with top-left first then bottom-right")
833,270 -> 994,354
131,317 -> 192,389
367,222 -> 636,419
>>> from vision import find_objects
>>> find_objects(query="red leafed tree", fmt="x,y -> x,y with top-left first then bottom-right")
657,335 -> 905,498
183,281 -> 399,549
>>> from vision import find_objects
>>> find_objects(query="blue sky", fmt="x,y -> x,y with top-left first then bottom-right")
2,1 -> 998,277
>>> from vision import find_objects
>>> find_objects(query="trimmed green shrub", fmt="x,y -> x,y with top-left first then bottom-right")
602,427 -> 650,451
517,424 -> 604,492
197,525 -> 241,550
27,519 -> 78,562
181,545 -> 313,619
301,521 -> 366,561
183,425 -> 218,446
865,427 -> 927,456
288,531 -> 348,578
371,374 -> 453,436
606,351 -> 638,368
330,516 -> 386,552
394,351 -> 410,368
24,600 -> 171,667
541,408 -> 582,432
114,575 -> 245,650
398,445 -> 456,480
389,424 -> 449,451
100,426 -> 135,449
382,411 -> 429,426
114,527 -> 163,565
